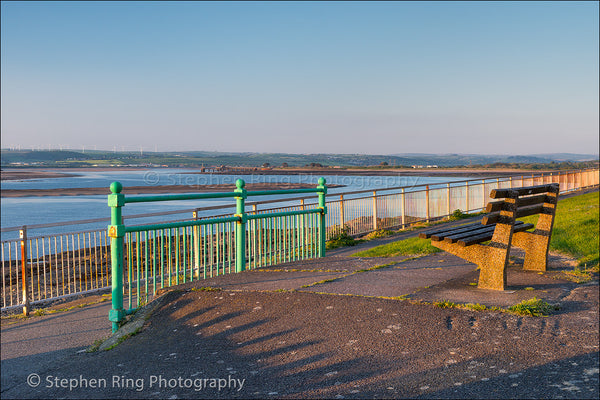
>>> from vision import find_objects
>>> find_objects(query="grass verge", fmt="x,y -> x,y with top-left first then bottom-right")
520,191 -> 599,271
433,297 -> 559,317
352,236 -> 441,257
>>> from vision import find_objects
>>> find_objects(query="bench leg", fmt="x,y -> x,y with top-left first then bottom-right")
477,247 -> 510,290
432,241 -> 509,291
512,231 -> 550,272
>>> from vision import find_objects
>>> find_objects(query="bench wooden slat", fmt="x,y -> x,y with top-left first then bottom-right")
458,231 -> 494,246
458,221 -> 534,246
418,222 -> 481,239
491,183 -> 559,199
432,225 -> 492,241
443,225 -> 495,243
429,223 -> 490,241
443,221 -> 526,243
486,200 -> 505,213
486,194 -> 555,213
517,194 -> 556,207
515,204 -> 552,218
482,212 -> 503,225
513,222 -> 534,233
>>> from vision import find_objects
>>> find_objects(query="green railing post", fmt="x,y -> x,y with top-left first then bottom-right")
317,177 -> 327,257
107,182 -> 126,333
234,179 -> 247,272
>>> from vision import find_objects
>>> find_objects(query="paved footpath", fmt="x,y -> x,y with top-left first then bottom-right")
2,216 -> 598,399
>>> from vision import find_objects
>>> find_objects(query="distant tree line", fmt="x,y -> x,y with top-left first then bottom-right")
453,160 -> 599,170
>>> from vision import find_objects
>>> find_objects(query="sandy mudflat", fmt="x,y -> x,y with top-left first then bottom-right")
1,170 -> 80,181
1,183 -> 344,198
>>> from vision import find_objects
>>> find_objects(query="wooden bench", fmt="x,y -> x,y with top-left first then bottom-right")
419,183 -> 560,290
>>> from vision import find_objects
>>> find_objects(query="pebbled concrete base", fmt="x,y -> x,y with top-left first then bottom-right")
96,294 -> 170,352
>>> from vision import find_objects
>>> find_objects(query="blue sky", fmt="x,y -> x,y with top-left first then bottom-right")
1,1 -> 598,155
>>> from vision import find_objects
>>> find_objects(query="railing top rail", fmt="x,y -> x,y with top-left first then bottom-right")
124,215 -> 241,233
120,183 -> 325,205
1,226 -> 110,242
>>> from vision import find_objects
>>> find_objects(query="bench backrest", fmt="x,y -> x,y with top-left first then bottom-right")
481,183 -> 559,247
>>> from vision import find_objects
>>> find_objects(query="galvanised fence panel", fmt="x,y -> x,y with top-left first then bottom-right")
450,185 -> 467,215
375,193 -> 404,231
1,229 -> 110,310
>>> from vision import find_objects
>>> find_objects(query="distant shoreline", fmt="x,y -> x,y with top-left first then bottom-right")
1,183 -> 345,198
1,166 -> 541,182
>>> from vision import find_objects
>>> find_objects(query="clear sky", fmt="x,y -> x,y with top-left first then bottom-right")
1,1 -> 598,155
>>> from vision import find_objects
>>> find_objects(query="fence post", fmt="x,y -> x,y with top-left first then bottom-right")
317,178 -> 327,257
300,198 -> 305,211
509,176 -> 513,188
372,191 -> 378,230
193,210 -> 200,279
234,179 -> 247,273
425,185 -> 430,223
482,180 -> 486,209
465,181 -> 469,212
19,226 -> 30,316
108,182 -> 125,333
401,188 -> 406,228
446,183 -> 451,217
339,195 -> 345,229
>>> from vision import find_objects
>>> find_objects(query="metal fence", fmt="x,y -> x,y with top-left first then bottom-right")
2,168 -> 598,314
107,178 -> 327,331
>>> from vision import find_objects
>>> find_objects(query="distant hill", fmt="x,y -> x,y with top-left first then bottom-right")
1,149 -> 598,168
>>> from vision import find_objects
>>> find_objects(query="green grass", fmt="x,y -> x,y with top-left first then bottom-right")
326,228 -> 365,249
352,236 -> 441,257
362,229 -> 394,240
520,191 -> 599,270
507,298 -> 559,317
432,298 -> 557,316
191,286 -> 222,292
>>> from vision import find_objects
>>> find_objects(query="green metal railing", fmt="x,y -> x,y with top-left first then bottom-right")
107,178 -> 327,332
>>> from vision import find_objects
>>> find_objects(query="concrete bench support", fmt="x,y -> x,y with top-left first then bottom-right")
420,184 -> 559,291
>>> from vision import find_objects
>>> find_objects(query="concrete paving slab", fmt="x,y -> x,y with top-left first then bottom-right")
300,253 -> 478,298
256,255 -> 411,273
172,270 -> 350,292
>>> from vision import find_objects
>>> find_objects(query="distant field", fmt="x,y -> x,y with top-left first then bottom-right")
2,149 -> 598,169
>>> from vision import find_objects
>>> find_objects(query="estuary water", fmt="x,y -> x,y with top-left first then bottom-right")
1,169 -> 466,240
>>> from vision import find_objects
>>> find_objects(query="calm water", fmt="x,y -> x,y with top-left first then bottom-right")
1,169 -> 465,239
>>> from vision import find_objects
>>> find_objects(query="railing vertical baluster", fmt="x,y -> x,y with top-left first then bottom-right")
446,183 -> 451,217
19,227 -> 30,316
401,188 -> 406,228
372,191 -> 378,231
425,185 -> 430,223
340,195 -> 345,229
